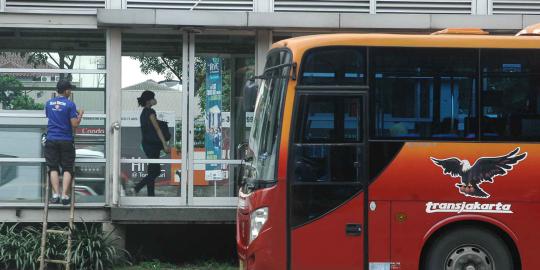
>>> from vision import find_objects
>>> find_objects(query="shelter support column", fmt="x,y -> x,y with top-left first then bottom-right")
256,30 -> 272,76
106,28 -> 122,206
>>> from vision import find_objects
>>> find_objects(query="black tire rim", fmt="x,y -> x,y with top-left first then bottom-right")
444,245 -> 495,270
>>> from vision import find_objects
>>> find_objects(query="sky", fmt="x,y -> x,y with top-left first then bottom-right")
121,57 -> 169,88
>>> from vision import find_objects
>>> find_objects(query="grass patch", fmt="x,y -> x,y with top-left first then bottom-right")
116,260 -> 237,270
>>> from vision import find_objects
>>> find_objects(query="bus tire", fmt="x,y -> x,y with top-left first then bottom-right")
423,226 -> 513,270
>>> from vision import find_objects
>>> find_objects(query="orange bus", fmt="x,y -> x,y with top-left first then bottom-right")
237,29 -> 540,270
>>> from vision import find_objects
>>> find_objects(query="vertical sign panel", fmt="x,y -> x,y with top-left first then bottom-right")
205,57 -> 223,180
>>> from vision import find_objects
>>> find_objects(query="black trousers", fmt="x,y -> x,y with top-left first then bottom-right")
44,140 -> 75,176
135,143 -> 161,196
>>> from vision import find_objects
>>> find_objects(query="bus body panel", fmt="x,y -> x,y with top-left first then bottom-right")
291,194 -> 364,270
368,201 -> 391,266
237,184 -> 287,270
369,142 -> 540,203
368,142 -> 540,269
388,201 -> 540,269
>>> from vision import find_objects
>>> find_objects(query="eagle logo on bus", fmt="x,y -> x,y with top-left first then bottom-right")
430,147 -> 527,198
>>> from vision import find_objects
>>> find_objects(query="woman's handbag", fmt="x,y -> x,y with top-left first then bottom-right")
158,120 -> 171,142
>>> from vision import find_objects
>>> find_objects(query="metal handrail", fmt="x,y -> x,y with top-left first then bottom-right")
0,158 -> 106,163
0,113 -> 106,118
0,68 -> 106,74
119,158 -> 243,164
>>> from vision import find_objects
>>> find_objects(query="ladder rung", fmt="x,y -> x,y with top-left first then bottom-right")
44,259 -> 68,265
46,229 -> 71,235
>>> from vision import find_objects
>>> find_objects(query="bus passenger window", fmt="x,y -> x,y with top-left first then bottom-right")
300,47 -> 366,85
371,48 -> 477,140
481,49 -> 540,140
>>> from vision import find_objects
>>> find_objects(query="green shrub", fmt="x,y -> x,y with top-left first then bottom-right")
71,222 -> 131,270
0,223 -> 41,270
0,223 -> 131,270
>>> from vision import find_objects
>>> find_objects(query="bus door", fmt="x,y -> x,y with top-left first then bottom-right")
288,92 -> 367,270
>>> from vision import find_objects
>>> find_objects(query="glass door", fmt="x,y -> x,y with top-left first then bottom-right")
187,32 -> 255,205
118,31 -> 187,206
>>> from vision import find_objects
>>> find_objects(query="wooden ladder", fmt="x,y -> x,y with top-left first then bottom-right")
38,173 -> 75,270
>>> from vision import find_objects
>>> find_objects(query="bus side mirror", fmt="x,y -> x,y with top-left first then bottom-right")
243,78 -> 259,112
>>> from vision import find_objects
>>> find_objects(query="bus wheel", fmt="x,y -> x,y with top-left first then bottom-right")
423,226 -> 513,270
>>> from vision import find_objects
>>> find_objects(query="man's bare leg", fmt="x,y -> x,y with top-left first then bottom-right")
50,170 -> 60,195
62,171 -> 72,198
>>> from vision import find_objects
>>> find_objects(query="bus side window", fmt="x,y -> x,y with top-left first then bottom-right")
290,94 -> 364,226
481,49 -> 540,140
300,47 -> 366,86
371,47 -> 477,140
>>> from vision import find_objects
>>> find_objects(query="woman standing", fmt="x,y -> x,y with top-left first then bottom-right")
134,90 -> 170,196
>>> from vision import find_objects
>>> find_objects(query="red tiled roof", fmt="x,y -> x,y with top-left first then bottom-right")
0,52 -> 58,77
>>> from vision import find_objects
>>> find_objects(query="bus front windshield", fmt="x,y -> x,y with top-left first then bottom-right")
243,50 -> 291,189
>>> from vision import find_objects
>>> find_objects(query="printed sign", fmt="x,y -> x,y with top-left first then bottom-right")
426,201 -> 513,214
75,127 -> 105,135
205,57 -> 224,181
245,112 -> 254,128
221,112 -> 230,128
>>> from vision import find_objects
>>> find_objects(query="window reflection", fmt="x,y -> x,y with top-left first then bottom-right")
372,48 -> 477,139
481,50 -> 540,140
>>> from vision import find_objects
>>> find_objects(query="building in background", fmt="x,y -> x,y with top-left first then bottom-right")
0,0 -> 539,252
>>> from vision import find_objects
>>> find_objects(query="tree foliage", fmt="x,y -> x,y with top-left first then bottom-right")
12,95 -> 44,110
0,75 -> 24,110
0,75 -> 45,110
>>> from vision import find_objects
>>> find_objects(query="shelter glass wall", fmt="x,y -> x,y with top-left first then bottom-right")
120,32 -> 185,202
0,29 -> 106,203
191,34 -> 255,200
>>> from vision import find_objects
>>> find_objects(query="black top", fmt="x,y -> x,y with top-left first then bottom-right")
140,107 -> 160,145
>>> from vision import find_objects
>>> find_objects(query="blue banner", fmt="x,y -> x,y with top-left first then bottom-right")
204,57 -> 223,181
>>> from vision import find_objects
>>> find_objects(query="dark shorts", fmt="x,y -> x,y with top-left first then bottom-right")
44,140 -> 75,174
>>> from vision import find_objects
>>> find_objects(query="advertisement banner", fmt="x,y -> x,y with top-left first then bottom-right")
205,57 -> 223,181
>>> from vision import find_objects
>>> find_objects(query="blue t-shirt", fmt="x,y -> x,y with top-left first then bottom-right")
45,96 -> 78,141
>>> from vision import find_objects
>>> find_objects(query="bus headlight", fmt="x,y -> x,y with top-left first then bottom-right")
250,207 -> 269,243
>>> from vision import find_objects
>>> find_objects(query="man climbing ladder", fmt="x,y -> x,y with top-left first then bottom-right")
39,79 -> 84,270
